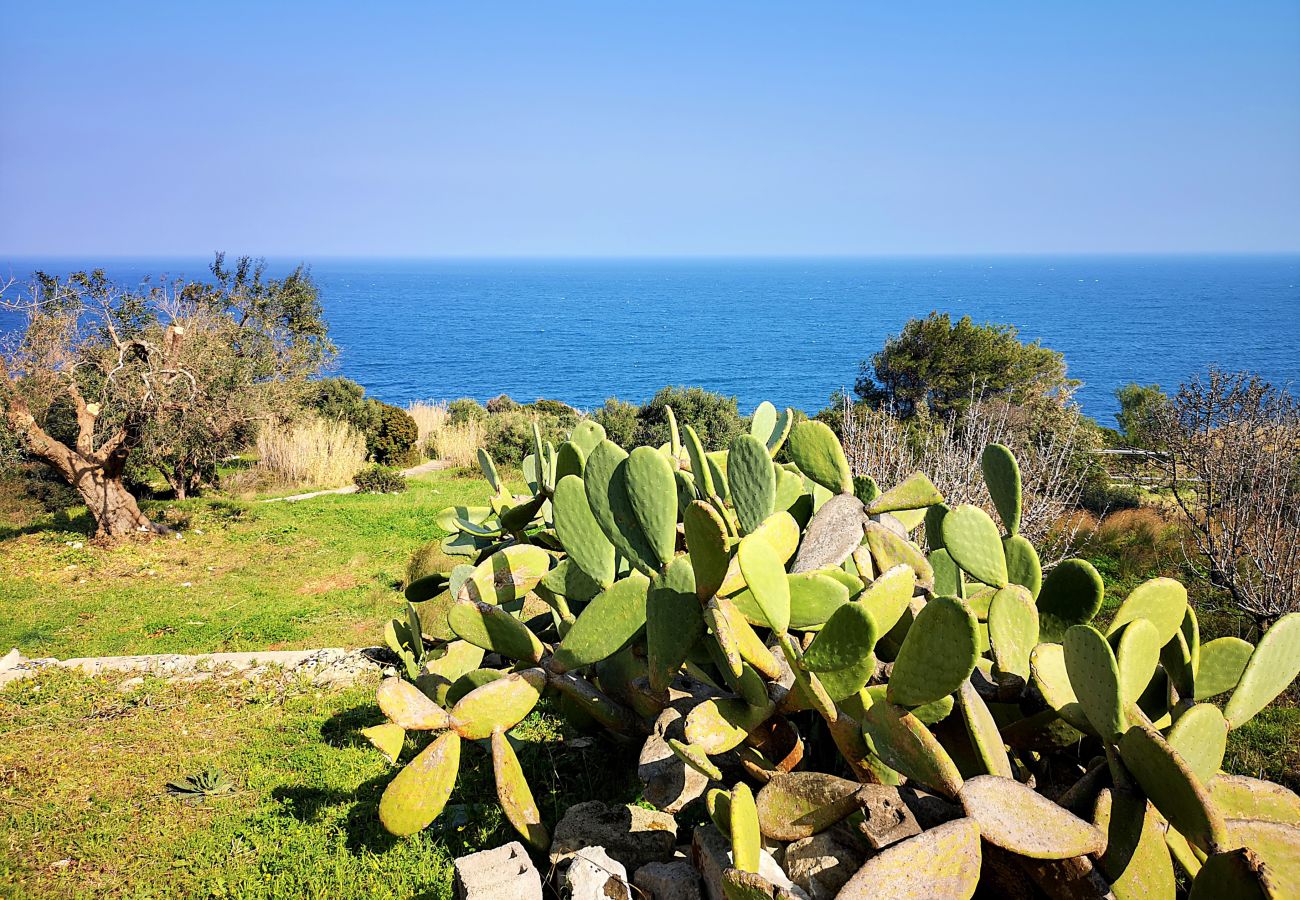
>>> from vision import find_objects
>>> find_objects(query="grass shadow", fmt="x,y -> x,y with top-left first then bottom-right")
0,506 -> 95,542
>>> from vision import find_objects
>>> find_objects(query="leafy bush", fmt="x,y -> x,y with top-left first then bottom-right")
352,464 -> 406,494
366,403 -> 419,466
483,409 -> 569,466
486,393 -> 519,413
638,385 -> 744,449
591,397 -> 639,447
447,398 -> 488,425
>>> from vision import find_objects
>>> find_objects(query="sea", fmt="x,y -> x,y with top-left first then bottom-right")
2,256 -> 1297,424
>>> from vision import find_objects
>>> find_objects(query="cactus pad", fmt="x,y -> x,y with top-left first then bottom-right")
1113,618 -> 1162,705
455,544 -> 551,606
1064,624 -> 1126,740
1224,612 -> 1300,729
551,572 -> 651,672
377,677 -> 453,731
981,443 -> 1022,535
787,420 -> 853,494
686,697 -> 773,754
958,682 -> 1013,778
684,500 -> 730,599
737,532 -> 791,634
553,474 -> 616,588
448,600 -> 544,663
786,571 -> 851,630
862,696 -> 964,799
626,445 -> 680,570
1107,577 -> 1189,646
450,667 -> 547,740
378,731 -> 461,837
1222,818 -> 1300,887
1188,848 -> 1275,900
987,584 -> 1038,681
929,548 -> 962,598
1092,787 -> 1177,898
729,783 -> 762,873
960,774 -> 1105,859
754,771 -> 861,841
1117,719 -> 1228,853
1036,558 -> 1105,643
1002,534 -> 1042,598
1167,703 -> 1229,783
867,471 -> 943,514
584,440 -> 660,575
888,596 -> 979,707
865,522 -> 934,590
729,434 -> 777,534
647,556 -> 702,691
361,722 -> 407,763
838,817 -> 982,899
1208,775 -> 1300,826
491,729 -> 548,848
803,602 -> 877,672
941,504 -> 1009,587
1195,637 -> 1254,700
858,564 -> 916,636
1029,642 -> 1094,734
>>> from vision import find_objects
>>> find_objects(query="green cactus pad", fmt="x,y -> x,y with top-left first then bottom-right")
987,584 -> 1038,682
647,555 -> 702,692
443,668 -> 504,706
553,474 -> 617,588
361,722 -> 406,764
853,474 -> 881,506
404,572 -> 451,604
667,737 -> 723,780
923,502 -> 948,549
421,639 -> 485,682
1117,719 -> 1228,854
959,774 -> 1105,859
705,601 -> 744,679
729,783 -> 762,873
867,472 -> 944,515
1092,788 -> 1177,898
1224,612 -> 1300,729
772,464 -> 805,514
784,572 -> 850,630
476,448 -> 502,494
455,544 -> 552,606
448,600 -> 545,663
1064,625 -> 1126,740
818,566 -> 864,596
377,677 -> 453,731
1195,637 -> 1253,701
1002,535 -> 1042,598
787,420 -> 853,494
1208,775 -> 1300,826
498,493 -> 547,533
569,419 -> 606,456
491,729 -> 548,849
554,441 -> 585,481
728,434 -> 778,535
551,572 -> 651,672
862,696 -> 964,799
1159,628 -> 1195,701
436,504 -> 496,533
705,787 -> 732,835
858,564 -> 916,636
450,667 -> 547,740
1106,622 -> 1157,710
719,511 -> 799,593
686,697 -> 772,754
1188,848 -> 1274,900
681,424 -> 715,495
1107,577 -> 1189,646
1036,558 -> 1105,643
838,817 -> 982,899
754,771 -> 861,842
540,558 -> 602,603
378,730 -> 461,837
684,501 -> 729,599
803,602 -> 877,672
981,443 -> 1022,536
718,598 -> 781,678
1222,818 -> 1300,887
584,440 -> 660,575
750,401 -> 793,455
864,522 -> 934,590
888,596 -> 979,707
958,682 -> 1013,778
626,445 -> 680,570
941,504 -> 1009,588
929,548 -> 962,598
737,532 -> 791,634
1029,643 -> 1094,734
1167,703 -> 1229,784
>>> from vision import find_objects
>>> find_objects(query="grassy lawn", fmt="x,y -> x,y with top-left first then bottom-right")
1,475 -> 1296,897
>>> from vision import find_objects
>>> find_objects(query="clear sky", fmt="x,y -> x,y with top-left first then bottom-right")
2,2 -> 1298,257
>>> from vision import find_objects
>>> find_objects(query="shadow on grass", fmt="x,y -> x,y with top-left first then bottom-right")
0,507 -> 95,542
321,703 -> 386,749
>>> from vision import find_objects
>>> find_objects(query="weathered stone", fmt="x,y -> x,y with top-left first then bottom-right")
633,858 -> 703,900
691,824 -> 809,900
640,707 -> 711,813
853,784 -> 922,850
567,846 -> 630,900
453,841 -> 542,900
0,649 -> 25,671
550,801 -> 677,870
783,825 -> 869,899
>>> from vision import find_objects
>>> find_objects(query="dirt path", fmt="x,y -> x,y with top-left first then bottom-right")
260,458 -> 452,503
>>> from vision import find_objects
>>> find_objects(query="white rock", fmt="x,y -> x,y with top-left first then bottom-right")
567,846 -> 630,900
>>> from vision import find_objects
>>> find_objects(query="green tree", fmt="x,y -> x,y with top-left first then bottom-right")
637,386 -> 744,450
855,312 -> 1076,420
1114,382 -> 1168,448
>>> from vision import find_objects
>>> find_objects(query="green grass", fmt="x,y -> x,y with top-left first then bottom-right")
0,469 -> 496,659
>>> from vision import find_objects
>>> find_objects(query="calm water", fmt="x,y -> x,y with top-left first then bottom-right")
3,256 -> 1297,423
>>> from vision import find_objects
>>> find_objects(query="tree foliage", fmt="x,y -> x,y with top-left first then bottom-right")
1114,382 -> 1169,448
855,312 -> 1076,420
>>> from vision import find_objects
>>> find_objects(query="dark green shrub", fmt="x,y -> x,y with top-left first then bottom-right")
307,377 -> 377,436
525,398 -> 580,425
486,393 -> 519,413
592,398 -> 640,447
483,410 -> 569,466
638,385 -> 744,449
353,464 -> 406,494
367,403 -> 419,466
447,398 -> 488,425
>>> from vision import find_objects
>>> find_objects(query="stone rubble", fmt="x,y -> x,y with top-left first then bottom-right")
452,841 -> 543,899
566,846 -> 631,900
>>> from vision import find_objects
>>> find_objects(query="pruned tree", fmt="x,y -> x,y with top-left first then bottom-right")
1148,369 -> 1300,628
0,256 -> 331,538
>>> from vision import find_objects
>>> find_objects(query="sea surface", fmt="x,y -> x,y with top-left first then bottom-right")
2,256 -> 1297,423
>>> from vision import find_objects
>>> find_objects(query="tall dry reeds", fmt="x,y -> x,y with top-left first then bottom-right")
254,415 -> 368,489
407,399 -> 483,466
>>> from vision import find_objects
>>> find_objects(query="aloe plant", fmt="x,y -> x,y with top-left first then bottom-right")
355,406 -> 1299,899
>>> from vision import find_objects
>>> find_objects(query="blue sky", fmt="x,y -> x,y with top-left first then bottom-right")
2,2 -> 1298,257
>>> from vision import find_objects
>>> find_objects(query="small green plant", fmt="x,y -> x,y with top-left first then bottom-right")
353,464 -> 406,494
166,768 -> 235,802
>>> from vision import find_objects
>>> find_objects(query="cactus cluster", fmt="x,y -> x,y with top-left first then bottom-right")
364,403 -> 1300,898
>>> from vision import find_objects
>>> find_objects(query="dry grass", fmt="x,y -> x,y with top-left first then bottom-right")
252,416 -> 368,490
405,400 -> 447,447
406,399 -> 483,466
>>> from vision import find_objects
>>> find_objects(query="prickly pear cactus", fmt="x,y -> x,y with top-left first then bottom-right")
350,402 -> 1300,900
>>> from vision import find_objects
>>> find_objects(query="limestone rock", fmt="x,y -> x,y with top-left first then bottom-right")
783,825 -> 869,899
550,801 -> 677,870
633,858 -> 703,900
640,706 -> 711,813
453,841 -> 542,900
692,824 -> 809,900
567,846 -> 630,900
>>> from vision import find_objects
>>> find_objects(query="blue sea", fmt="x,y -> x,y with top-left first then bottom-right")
2,256 -> 1297,424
